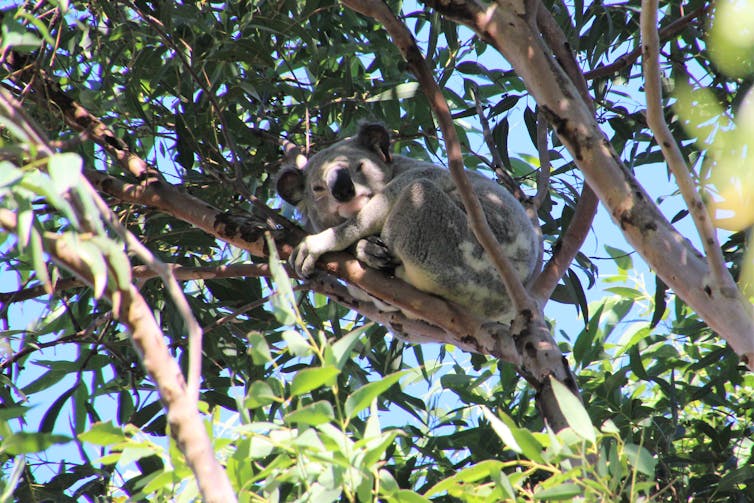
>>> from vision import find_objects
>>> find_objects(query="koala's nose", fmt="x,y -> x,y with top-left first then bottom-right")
328,168 -> 356,202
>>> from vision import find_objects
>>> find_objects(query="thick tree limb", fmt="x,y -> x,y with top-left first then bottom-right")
424,0 -> 754,368
86,169 -> 516,356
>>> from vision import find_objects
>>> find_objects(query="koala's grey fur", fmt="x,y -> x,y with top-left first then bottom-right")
277,123 -> 541,324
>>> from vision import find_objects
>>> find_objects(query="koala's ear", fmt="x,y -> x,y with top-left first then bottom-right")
276,165 -> 306,205
356,122 -> 392,162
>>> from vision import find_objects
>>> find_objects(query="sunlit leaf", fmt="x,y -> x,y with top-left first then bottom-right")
79,421 -> 127,446
345,370 -> 409,419
551,377 -> 596,445
290,366 -> 340,397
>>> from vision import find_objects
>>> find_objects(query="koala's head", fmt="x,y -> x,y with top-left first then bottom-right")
277,123 -> 395,231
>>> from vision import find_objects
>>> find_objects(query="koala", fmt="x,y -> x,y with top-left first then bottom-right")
276,123 -> 540,324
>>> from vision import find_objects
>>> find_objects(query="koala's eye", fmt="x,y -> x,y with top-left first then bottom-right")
312,184 -> 326,193
355,162 -> 364,173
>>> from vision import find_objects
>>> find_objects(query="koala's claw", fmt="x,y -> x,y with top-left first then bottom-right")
354,236 -> 400,272
290,241 -> 320,278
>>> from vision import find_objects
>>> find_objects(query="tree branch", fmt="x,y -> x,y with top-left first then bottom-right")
640,1 -> 734,293
584,4 -> 712,80
0,86 -> 206,402
530,4 -> 599,303
0,263 -> 272,305
0,209 -> 237,503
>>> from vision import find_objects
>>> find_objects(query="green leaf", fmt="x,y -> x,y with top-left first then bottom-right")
533,483 -> 583,500
550,377 -> 596,444
345,370 -> 409,419
327,325 -> 368,370
0,163 -> 23,188
48,153 -> 83,193
604,244 -> 632,272
20,171 -> 79,227
0,406 -> 30,422
39,385 -> 76,433
247,331 -> 273,364
74,238 -> 108,298
244,380 -> 278,409
266,232 -> 298,325
14,194 -> 33,249
623,443 -> 657,476
0,16 -> 42,53
281,329 -> 312,357
392,490 -> 432,503
92,236 -> 131,290
425,460 -> 506,496
481,407 -> 544,463
290,366 -> 340,397
283,400 -> 335,426
2,432 -> 71,455
366,82 -> 420,102
29,226 -> 51,292
79,421 -> 126,446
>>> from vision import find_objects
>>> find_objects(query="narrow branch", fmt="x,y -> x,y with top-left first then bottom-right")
531,2 -> 599,301
4,53 -> 295,234
640,1 -> 733,292
0,314 -> 112,371
0,209 -> 236,503
584,4 -> 712,80
531,186 -> 598,303
472,90 -> 525,201
533,108 -> 551,209
2,52 -> 152,179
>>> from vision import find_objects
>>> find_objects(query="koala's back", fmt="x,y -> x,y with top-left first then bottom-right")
380,159 -> 539,323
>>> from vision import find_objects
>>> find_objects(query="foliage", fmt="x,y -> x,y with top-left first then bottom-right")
0,0 -> 752,501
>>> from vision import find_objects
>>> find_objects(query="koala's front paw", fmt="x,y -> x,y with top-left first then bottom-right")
354,236 -> 400,272
290,237 -> 322,278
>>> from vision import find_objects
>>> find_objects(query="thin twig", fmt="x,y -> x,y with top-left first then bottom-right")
533,108 -> 551,208
472,89 -> 526,201
640,0 -> 733,293
585,4 -> 711,80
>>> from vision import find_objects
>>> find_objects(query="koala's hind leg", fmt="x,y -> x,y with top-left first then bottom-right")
381,179 -> 512,320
